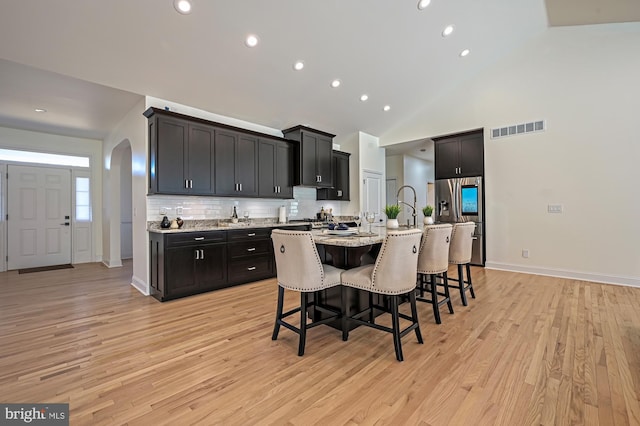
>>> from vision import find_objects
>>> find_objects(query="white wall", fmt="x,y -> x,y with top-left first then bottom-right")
380,23 -> 640,286
103,98 -> 147,293
0,126 -> 103,264
335,132 -> 360,213
403,155 -> 432,225
359,131 -> 386,218
120,144 -> 133,259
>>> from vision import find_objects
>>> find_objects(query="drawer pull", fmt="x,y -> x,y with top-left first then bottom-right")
247,266 -> 256,271
247,233 -> 256,237
246,247 -> 256,252
194,237 -> 205,241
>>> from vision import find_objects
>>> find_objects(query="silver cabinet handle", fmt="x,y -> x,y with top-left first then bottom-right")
247,247 -> 256,252
200,249 -> 204,259
239,183 -> 242,191
247,233 -> 256,237
247,266 -> 256,271
185,179 -> 189,188
190,180 -> 193,188
195,250 -> 200,260
194,237 -> 205,241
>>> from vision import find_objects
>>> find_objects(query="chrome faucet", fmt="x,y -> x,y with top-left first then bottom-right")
396,185 -> 417,228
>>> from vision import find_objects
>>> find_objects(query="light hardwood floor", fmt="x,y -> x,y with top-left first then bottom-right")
1,261 -> 639,425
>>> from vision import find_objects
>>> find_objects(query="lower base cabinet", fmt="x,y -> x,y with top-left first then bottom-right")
149,225 -> 308,301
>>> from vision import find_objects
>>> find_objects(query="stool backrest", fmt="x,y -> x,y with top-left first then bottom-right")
417,223 -> 453,274
449,222 -> 476,264
371,229 -> 423,295
271,229 -> 325,291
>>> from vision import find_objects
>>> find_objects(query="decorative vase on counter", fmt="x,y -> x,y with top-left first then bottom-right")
423,216 -> 434,225
160,216 -> 171,229
386,218 -> 399,229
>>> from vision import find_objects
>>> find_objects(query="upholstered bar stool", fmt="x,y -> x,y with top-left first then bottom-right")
448,222 -> 476,306
271,229 -> 344,356
340,229 -> 423,362
416,223 -> 453,324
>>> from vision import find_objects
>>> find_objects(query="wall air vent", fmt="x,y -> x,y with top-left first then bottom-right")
491,120 -> 545,139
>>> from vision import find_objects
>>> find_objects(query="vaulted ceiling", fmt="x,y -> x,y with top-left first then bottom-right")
0,0 -> 637,144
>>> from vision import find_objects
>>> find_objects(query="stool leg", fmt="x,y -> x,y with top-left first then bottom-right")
458,263 -> 468,306
272,285 -> 284,340
390,295 -> 404,362
430,274 -> 441,324
369,292 -> 375,324
409,290 -> 423,344
443,272 -> 454,314
418,274 -> 425,297
466,263 -> 476,299
341,285 -> 349,341
298,292 -> 308,356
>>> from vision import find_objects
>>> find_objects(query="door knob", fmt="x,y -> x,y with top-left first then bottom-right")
60,222 -> 70,226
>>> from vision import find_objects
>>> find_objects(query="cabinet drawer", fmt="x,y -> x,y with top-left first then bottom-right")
228,239 -> 271,259
166,231 -> 227,247
227,228 -> 271,242
228,256 -> 273,282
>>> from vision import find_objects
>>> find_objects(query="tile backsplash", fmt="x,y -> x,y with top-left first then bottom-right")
147,187 -> 348,221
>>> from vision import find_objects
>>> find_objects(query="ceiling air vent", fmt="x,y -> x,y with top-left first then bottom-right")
491,120 -> 545,139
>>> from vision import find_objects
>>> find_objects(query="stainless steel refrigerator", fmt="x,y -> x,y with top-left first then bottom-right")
434,176 -> 485,266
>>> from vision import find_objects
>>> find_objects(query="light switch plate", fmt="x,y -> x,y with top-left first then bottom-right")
547,204 -> 563,213
176,207 -> 183,215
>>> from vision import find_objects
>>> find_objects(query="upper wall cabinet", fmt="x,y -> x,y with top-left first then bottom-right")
282,125 -> 334,188
317,150 -> 350,201
214,129 -> 258,197
147,113 -> 215,195
258,139 -> 294,199
144,108 -> 293,199
434,130 -> 484,180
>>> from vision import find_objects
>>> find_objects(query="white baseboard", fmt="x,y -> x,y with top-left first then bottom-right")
485,261 -> 640,288
102,259 -> 123,268
131,275 -> 149,296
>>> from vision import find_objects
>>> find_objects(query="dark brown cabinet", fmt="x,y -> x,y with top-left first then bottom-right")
317,150 -> 350,201
149,231 -> 227,301
434,131 -> 484,179
282,125 -> 334,188
258,139 -> 294,198
214,130 -> 258,196
147,114 -> 215,195
145,107 -> 294,199
227,228 -> 274,284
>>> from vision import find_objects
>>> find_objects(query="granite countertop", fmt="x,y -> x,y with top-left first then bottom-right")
148,220 -> 310,234
310,227 -> 387,247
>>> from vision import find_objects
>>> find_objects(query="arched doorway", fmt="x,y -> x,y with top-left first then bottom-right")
108,139 -> 133,266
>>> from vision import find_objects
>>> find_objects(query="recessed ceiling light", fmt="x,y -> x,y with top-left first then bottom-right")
330,79 -> 341,88
383,105 -> 391,112
360,94 -> 369,102
34,108 -> 47,113
442,25 -> 454,37
417,0 -> 431,10
174,0 -> 192,14
293,61 -> 304,71
245,34 -> 259,48
460,49 -> 470,57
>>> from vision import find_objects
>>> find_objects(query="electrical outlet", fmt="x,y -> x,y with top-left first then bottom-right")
522,249 -> 529,258
547,204 -> 563,213
176,207 -> 183,215
159,207 -> 167,215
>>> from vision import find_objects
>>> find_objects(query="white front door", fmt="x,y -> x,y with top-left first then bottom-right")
8,165 -> 72,269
